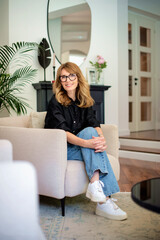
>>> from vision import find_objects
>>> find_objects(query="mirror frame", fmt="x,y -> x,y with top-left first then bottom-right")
47,0 -> 61,64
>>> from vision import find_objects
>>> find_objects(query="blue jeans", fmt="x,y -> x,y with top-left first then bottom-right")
67,127 -> 120,197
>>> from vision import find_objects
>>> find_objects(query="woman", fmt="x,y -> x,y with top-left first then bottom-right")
45,62 -> 127,221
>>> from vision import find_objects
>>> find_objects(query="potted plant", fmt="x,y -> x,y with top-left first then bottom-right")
0,42 -> 38,115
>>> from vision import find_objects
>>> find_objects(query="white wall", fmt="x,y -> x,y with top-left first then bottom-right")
8,0 -> 53,114
118,0 -> 129,135
86,0 -> 119,125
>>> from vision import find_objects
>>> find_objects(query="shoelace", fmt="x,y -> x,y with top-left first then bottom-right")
96,180 -> 104,192
107,198 -> 119,210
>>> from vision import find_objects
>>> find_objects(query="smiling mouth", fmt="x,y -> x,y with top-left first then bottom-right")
65,84 -> 73,87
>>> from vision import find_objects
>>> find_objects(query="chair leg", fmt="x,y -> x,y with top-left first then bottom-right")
60,197 -> 65,217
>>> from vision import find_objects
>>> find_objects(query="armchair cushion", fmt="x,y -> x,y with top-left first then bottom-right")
29,111 -> 46,129
65,160 -> 89,197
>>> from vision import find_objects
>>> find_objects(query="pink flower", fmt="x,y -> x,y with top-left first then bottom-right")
98,58 -> 105,64
90,55 -> 107,72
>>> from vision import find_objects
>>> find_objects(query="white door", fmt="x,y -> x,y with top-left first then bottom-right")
128,12 -> 155,132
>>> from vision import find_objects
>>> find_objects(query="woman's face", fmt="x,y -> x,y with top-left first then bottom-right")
60,68 -> 78,96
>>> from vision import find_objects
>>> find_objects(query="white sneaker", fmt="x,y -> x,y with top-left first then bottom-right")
86,180 -> 106,203
96,198 -> 127,221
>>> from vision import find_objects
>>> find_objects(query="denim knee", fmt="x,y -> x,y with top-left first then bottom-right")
77,127 -> 98,140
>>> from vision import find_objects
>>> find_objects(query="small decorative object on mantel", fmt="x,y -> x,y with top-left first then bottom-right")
38,38 -> 51,82
89,55 -> 107,85
53,53 -> 56,82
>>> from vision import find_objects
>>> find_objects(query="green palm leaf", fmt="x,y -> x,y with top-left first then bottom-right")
11,67 -> 37,88
0,41 -> 38,115
0,42 -> 38,73
1,92 -> 30,115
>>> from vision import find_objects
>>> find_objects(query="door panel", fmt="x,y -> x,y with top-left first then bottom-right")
128,12 -> 155,132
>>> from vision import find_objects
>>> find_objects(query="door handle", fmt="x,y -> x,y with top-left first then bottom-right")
134,78 -> 138,85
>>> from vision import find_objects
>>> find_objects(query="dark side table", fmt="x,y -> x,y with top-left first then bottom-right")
131,177 -> 160,214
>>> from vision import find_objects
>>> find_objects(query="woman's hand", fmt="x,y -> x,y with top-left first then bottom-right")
84,135 -> 107,152
67,130 -> 107,152
93,136 -> 107,152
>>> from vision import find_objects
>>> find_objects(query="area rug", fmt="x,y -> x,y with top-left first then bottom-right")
39,192 -> 160,240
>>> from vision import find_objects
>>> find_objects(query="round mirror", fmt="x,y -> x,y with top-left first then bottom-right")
47,0 -> 91,66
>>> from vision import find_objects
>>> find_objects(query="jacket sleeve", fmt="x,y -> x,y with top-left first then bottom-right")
44,96 -> 71,132
85,106 -> 101,128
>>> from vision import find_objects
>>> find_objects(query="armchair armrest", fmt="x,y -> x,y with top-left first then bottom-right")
0,139 -> 13,162
100,124 -> 119,159
0,126 -> 67,199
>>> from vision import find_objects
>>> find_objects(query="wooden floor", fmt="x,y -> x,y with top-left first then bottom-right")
118,130 -> 160,192
118,158 -> 160,192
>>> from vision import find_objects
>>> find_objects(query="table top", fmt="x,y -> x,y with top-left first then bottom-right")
131,177 -> 160,214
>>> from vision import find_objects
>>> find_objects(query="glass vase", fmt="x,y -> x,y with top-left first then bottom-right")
95,70 -> 104,85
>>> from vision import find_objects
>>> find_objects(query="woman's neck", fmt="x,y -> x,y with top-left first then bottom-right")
67,90 -> 76,101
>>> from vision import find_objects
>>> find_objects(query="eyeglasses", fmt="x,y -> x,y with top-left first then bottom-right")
59,73 -> 77,82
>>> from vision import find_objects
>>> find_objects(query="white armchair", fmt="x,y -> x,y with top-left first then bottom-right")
0,112 -> 120,216
0,139 -> 46,240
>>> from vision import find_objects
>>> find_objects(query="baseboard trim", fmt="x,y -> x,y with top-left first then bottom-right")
119,150 -> 160,162
119,138 -> 160,149
119,129 -> 130,136
156,122 -> 160,129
